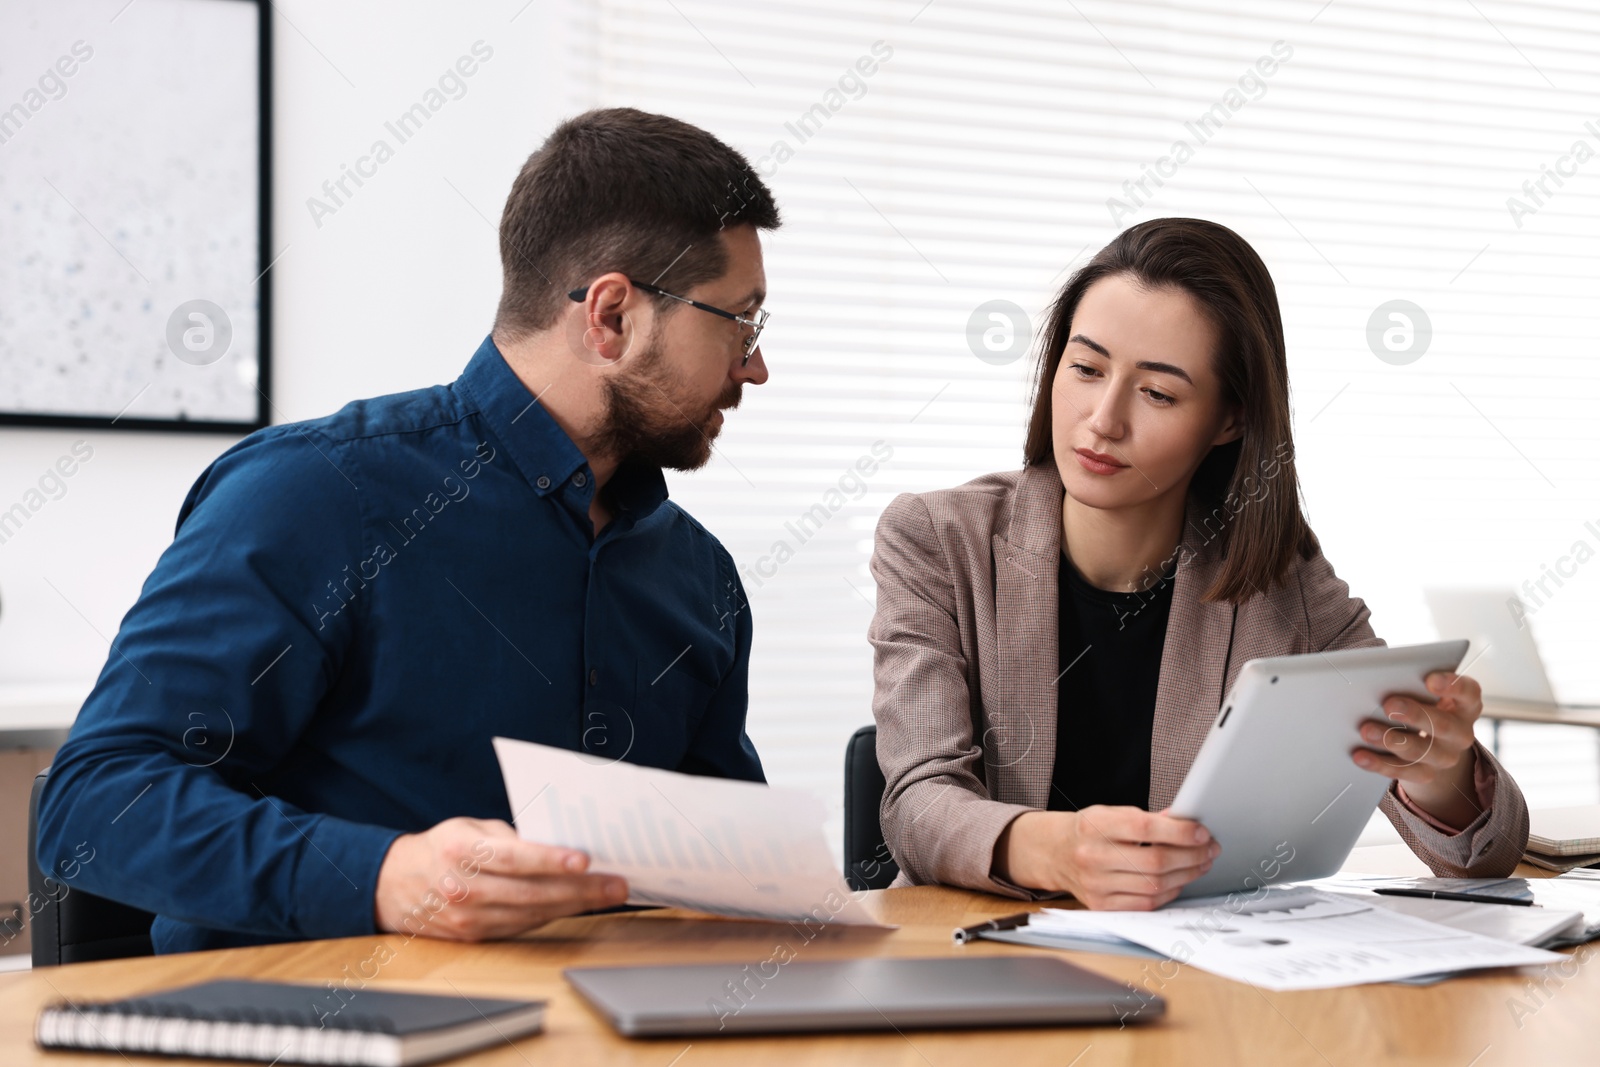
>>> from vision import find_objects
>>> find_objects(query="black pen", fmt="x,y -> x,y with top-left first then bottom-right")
1373,887 -> 1534,907
953,911 -> 1034,944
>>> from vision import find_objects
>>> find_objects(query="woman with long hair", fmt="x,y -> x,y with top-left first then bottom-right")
868,218 -> 1527,909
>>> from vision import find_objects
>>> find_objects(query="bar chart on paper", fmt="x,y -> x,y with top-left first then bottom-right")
493,737 -> 889,927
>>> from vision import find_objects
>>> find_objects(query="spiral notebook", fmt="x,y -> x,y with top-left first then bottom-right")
35,979 -> 545,1066
1528,804 -> 1600,857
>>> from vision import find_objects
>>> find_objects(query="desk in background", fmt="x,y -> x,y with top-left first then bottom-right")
1482,699 -> 1600,733
1481,699 -> 1600,785
1,847 -> 1593,1067
0,682 -> 83,965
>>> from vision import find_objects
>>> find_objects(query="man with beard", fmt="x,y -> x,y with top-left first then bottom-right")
36,108 -> 780,952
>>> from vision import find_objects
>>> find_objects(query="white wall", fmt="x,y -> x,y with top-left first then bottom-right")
0,0 -> 591,685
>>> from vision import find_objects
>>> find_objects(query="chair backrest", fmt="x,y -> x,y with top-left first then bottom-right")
842,724 -> 899,891
27,768 -> 155,966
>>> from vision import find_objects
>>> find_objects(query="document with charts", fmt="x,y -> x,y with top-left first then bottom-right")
1028,886 -> 1562,991
494,738 -> 890,927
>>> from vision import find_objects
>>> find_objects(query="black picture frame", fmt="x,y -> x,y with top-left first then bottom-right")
0,0 -> 273,435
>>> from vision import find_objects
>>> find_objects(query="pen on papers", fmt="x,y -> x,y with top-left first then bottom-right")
1372,888 -> 1534,907
953,912 -> 1033,944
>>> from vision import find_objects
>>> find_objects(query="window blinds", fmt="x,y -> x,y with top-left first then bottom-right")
579,0 -> 1600,854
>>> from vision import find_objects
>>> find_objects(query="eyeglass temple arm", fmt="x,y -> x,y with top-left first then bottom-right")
569,280 -> 744,323
569,281 -> 761,363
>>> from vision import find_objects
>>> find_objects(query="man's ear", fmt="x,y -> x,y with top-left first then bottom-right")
574,273 -> 638,366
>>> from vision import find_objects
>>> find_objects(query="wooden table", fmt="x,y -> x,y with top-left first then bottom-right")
3,853 -> 1595,1066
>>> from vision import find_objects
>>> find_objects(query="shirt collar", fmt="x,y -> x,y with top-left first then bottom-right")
456,335 -> 670,519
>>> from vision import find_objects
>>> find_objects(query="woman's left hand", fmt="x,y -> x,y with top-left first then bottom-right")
1352,671 -> 1484,831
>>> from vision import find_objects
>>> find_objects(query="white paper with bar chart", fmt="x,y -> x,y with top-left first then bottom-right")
493,737 -> 890,927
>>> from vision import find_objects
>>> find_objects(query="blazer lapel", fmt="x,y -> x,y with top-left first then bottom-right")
1148,500 -> 1238,811
990,462 -> 1064,810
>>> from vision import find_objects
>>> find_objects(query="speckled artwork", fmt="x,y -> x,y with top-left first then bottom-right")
0,0 -> 262,425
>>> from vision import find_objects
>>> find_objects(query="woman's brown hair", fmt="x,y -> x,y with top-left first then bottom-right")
1023,217 -> 1318,603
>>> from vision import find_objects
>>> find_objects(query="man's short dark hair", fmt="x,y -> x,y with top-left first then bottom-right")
493,107 -> 781,341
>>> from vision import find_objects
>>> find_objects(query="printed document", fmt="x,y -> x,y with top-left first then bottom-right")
494,737 -> 889,927
1028,886 -> 1561,991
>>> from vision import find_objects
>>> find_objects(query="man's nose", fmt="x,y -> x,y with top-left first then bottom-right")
735,345 -> 769,386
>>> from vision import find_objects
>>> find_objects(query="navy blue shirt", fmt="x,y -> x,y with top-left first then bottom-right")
36,336 -> 764,954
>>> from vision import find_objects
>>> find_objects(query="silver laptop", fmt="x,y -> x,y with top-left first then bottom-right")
564,957 -> 1163,1036
1424,587 -> 1599,708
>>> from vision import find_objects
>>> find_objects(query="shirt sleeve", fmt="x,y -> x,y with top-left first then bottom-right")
35,428 -> 403,942
1394,753 -> 1499,835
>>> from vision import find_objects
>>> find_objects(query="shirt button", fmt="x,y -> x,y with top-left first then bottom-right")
589,668 -> 599,686
573,471 -> 588,488
535,475 -> 551,490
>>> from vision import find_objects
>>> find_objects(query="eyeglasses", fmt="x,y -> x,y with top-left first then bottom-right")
567,279 -> 768,365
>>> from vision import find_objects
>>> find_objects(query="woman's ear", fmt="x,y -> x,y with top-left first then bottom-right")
1212,404 -> 1245,447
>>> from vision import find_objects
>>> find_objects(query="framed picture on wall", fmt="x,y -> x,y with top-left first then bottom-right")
0,0 -> 271,433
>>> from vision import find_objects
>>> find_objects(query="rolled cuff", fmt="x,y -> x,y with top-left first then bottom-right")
889,791 -> 1056,900
1382,741 -> 1519,875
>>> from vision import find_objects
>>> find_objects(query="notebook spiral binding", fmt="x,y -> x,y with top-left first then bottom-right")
36,999 -> 399,1066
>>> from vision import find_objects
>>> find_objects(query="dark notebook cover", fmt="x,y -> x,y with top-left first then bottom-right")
46,978 -> 539,1033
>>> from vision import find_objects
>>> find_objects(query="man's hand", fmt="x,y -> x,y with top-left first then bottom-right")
993,806 -> 1220,910
374,817 -> 627,940
1353,670 -> 1485,831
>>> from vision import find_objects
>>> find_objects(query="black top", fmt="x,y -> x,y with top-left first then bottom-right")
1047,553 -> 1176,812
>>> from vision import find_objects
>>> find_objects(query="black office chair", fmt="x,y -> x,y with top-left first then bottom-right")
27,768 -> 155,966
843,724 -> 900,891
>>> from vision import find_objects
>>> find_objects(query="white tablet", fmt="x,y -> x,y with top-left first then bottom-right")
1167,639 -> 1469,901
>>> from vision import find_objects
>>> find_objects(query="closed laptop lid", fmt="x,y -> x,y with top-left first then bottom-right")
565,956 -> 1162,1036
1424,587 -> 1559,703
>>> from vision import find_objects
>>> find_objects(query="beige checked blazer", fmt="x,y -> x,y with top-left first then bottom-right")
868,460 -> 1530,899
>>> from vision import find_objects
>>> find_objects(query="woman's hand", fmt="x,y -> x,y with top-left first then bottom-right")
1353,671 -> 1485,831
992,806 -> 1220,910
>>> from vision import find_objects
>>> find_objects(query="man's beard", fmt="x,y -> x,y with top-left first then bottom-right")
588,336 -> 742,472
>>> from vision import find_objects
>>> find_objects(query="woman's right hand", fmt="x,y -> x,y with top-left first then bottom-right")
991,806 -> 1221,910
